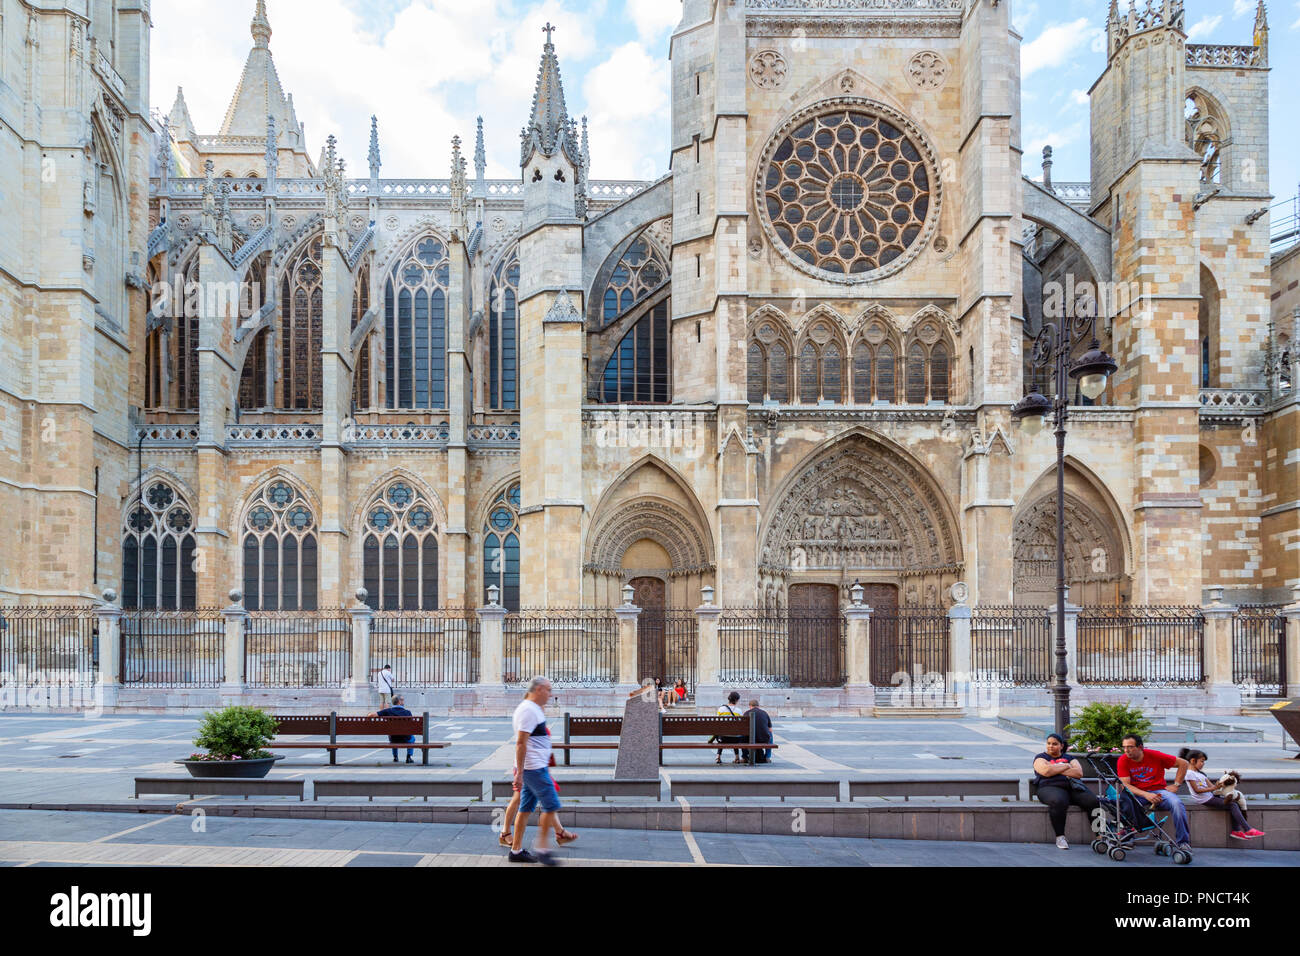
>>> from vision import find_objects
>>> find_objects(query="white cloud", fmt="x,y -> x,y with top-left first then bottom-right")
1232,0 -> 1254,17
1186,15 -> 1223,40
626,0 -> 679,44
1025,120 -> 1088,166
1068,89 -> 1089,108
1021,19 -> 1098,78
582,42 -> 671,182
152,0 -> 666,180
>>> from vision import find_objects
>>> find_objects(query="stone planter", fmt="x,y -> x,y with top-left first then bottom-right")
176,755 -> 284,778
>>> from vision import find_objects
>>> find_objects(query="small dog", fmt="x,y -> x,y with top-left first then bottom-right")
1213,770 -> 1248,811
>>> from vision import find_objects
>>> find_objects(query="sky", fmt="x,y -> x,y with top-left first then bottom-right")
150,0 -> 1298,202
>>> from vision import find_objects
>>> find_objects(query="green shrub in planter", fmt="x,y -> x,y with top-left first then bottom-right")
192,705 -> 278,761
1065,702 -> 1153,753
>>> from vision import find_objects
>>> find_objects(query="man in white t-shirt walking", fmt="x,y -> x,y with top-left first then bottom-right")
376,664 -> 394,709
508,676 -> 577,865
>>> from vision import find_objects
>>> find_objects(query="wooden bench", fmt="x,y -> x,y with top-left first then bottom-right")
670,778 -> 840,802
267,712 -> 450,765
312,778 -> 484,802
134,777 -> 305,800
490,778 -> 662,801
556,713 -> 776,766
849,778 -> 1022,801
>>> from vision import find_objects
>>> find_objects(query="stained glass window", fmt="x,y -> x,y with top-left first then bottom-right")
122,481 -> 197,610
483,483 -> 521,613
385,236 -> 449,409
361,479 -> 440,611
241,479 -> 318,611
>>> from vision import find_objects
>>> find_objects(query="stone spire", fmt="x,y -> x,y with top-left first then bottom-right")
1254,1 -> 1269,64
322,134 -> 342,222
251,0 -> 272,49
520,23 -> 581,168
474,116 -> 486,187
264,114 -> 278,180
1041,145 -> 1053,189
368,115 -> 382,180
450,135 -> 468,237
167,86 -> 196,142
219,1 -> 297,139
216,182 -> 233,252
201,160 -> 216,232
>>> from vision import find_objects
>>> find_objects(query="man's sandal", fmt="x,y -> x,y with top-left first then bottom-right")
556,829 -> 579,846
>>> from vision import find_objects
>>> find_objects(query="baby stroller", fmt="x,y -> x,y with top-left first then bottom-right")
1082,752 -> 1192,865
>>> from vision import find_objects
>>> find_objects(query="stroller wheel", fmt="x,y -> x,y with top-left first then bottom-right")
1154,843 -> 1168,857
1172,849 -> 1192,865
1091,839 -> 1106,854
1108,846 -> 1127,862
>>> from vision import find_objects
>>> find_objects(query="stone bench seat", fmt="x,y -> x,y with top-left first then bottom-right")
312,778 -> 483,801
133,776 -> 305,801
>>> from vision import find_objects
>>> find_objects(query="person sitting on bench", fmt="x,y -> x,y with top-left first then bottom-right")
371,695 -> 415,764
1032,732 -> 1099,850
713,691 -> 744,764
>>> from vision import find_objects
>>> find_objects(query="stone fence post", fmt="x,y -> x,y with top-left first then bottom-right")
1201,587 -> 1239,708
348,590 -> 373,704
1283,586 -> 1300,699
95,589 -> 123,686
222,588 -> 247,690
614,594 -> 641,690
844,600 -> 873,687
695,586 -> 722,688
1049,593 -> 1080,686
948,593 -> 970,702
477,589 -> 506,687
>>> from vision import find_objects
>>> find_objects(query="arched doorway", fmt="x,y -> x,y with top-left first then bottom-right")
1012,465 -> 1129,607
787,583 -> 844,687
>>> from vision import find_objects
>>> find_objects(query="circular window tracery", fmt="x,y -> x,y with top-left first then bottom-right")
756,101 -> 940,284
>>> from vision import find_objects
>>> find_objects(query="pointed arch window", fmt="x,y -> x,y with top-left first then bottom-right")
175,258 -> 200,410
279,235 -> 324,410
361,479 -> 440,611
483,483 -> 521,613
385,236 -> 450,409
353,259 -> 372,410
144,263 -> 166,410
796,326 -> 844,404
238,330 -> 269,409
903,330 -> 951,405
122,480 -> 197,610
241,480 -> 318,611
602,300 -> 671,403
489,248 -> 520,410
747,326 -> 791,404
600,235 -> 669,329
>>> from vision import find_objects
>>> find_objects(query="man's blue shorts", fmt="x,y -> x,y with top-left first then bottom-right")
519,767 -> 562,814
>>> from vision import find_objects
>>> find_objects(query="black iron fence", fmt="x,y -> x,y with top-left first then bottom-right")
1077,607 -> 1204,686
970,606 -> 1053,686
636,610 -> 698,691
370,611 -> 480,687
504,610 -> 619,685
244,610 -> 351,687
0,606 -> 99,685
870,608 -> 950,687
718,609 -> 846,687
1232,605 -> 1287,696
121,610 -> 225,686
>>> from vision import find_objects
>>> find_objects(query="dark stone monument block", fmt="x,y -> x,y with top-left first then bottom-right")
1271,699 -> 1300,758
615,692 -> 660,780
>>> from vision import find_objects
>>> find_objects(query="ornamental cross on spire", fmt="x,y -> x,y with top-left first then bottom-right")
543,22 -> 555,45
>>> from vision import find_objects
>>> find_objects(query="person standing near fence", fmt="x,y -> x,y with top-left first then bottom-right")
377,663 -> 394,709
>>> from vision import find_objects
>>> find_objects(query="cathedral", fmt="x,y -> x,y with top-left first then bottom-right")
2,0 -> 1295,627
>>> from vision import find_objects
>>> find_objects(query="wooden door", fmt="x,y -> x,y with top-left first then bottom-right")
631,577 -> 666,683
788,583 -> 842,687
864,585 -> 902,686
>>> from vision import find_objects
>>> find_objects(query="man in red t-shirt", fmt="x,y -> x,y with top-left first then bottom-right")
1117,734 -> 1191,847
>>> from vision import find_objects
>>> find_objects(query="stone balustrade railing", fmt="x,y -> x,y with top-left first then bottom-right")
348,423 -> 450,445
135,425 -> 201,445
1198,389 -> 1270,414
1187,44 -> 1265,68
467,423 -> 521,444
226,424 -> 322,445
163,178 -> 653,203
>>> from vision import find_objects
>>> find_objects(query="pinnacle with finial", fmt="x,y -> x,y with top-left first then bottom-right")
251,0 -> 272,48
474,116 -> 486,181
368,115 -> 382,176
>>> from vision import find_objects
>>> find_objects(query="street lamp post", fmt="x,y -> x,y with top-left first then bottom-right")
1012,318 -> 1117,738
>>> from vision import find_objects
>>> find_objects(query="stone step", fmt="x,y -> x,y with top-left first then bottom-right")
872,707 -> 968,719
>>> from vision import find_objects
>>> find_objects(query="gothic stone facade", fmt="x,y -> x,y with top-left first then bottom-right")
3,0 -> 1296,616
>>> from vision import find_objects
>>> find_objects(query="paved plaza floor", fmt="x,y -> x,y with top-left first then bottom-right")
0,712 -> 1295,867
1,810 -> 1296,868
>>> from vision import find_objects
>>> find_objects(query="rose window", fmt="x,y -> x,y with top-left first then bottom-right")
758,104 -> 938,282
